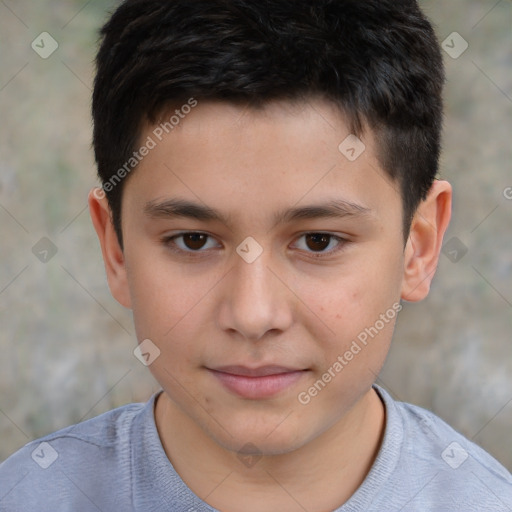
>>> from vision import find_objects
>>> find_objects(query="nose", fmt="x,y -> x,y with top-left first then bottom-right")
217,247 -> 293,341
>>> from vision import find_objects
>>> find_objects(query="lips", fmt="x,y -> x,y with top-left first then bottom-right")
207,365 -> 308,399
212,365 -> 303,377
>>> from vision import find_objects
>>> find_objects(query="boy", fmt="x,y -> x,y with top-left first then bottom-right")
1,0 -> 511,510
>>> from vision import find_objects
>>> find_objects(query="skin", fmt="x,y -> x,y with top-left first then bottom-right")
89,97 -> 452,511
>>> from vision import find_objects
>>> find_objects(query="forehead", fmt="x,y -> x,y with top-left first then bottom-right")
124,98 -> 402,231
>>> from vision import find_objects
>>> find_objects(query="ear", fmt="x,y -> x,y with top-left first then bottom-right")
401,180 -> 452,302
88,188 -> 132,309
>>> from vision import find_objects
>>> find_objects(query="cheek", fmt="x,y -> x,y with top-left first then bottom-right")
302,260 -> 400,333
300,253 -> 402,371
125,245 -> 194,331
125,248 -> 221,370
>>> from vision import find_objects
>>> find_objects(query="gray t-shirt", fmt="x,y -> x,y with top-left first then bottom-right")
1,385 -> 511,511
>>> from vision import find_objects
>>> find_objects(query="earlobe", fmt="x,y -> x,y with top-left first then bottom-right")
88,188 -> 132,309
401,180 -> 452,302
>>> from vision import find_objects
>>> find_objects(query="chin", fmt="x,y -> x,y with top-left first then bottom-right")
225,435 -> 305,458
207,416 -> 310,456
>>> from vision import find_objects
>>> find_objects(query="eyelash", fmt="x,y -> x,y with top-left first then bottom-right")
161,232 -> 349,259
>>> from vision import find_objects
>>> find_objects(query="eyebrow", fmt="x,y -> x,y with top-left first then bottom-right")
143,197 -> 373,229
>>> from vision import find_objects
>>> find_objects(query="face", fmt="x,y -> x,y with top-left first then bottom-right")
103,98 -> 409,454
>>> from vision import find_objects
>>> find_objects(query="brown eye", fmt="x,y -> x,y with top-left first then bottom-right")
163,231 -> 348,259
182,233 -> 208,250
294,233 -> 347,257
162,232 -> 219,255
305,233 -> 331,252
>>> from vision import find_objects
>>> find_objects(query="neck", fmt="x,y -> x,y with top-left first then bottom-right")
154,387 -> 385,512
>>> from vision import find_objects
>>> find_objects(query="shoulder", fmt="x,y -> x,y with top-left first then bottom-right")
0,399 -> 150,512
371,386 -> 512,511
398,398 -> 512,481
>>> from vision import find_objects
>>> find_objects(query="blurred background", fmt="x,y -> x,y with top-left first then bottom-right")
0,0 -> 511,470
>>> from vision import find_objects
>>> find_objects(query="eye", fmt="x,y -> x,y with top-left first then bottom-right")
162,231 -> 348,258
293,233 -> 347,257
162,232 -> 219,254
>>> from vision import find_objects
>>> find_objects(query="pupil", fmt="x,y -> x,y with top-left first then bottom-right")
306,234 -> 329,252
186,233 -> 206,250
